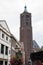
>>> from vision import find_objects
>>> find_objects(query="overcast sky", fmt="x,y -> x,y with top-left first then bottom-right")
0,0 -> 43,47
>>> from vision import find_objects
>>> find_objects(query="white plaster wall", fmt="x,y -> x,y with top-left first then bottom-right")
0,30 -> 11,46
0,30 -> 1,38
0,26 -> 11,36
7,47 -> 11,65
0,20 -> 10,32
0,43 -> 1,53
0,38 -> 11,60
0,39 -> 11,47
0,54 -> 4,59
1,31 -> 5,40
0,44 -> 11,59
0,21 -> 11,65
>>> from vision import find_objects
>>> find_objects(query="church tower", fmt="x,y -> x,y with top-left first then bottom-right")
20,6 -> 33,65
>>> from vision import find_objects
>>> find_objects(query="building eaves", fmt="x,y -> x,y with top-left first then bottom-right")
10,34 -> 21,47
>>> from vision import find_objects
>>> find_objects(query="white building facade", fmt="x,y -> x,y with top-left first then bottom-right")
0,20 -> 11,65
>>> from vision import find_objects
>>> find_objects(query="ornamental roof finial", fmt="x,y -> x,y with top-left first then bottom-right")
24,5 -> 27,12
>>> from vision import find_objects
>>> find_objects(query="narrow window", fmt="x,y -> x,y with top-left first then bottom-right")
5,46 -> 8,55
5,61 -> 7,65
6,36 -> 8,41
1,44 -> 4,54
0,61 -> 3,65
2,34 -> 4,38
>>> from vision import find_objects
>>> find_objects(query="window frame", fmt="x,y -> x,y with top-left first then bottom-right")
1,44 -> 4,54
6,36 -> 8,41
2,33 -> 4,38
5,46 -> 8,55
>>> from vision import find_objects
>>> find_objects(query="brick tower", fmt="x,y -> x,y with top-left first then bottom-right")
20,6 -> 33,65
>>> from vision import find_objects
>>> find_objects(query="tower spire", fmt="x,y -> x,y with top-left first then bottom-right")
24,5 -> 27,12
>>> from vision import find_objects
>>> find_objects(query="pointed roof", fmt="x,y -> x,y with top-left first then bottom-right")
0,20 -> 11,33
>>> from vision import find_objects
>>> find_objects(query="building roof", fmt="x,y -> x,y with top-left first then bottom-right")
10,34 -> 21,47
32,40 -> 40,49
0,20 -> 11,33
30,51 -> 43,61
